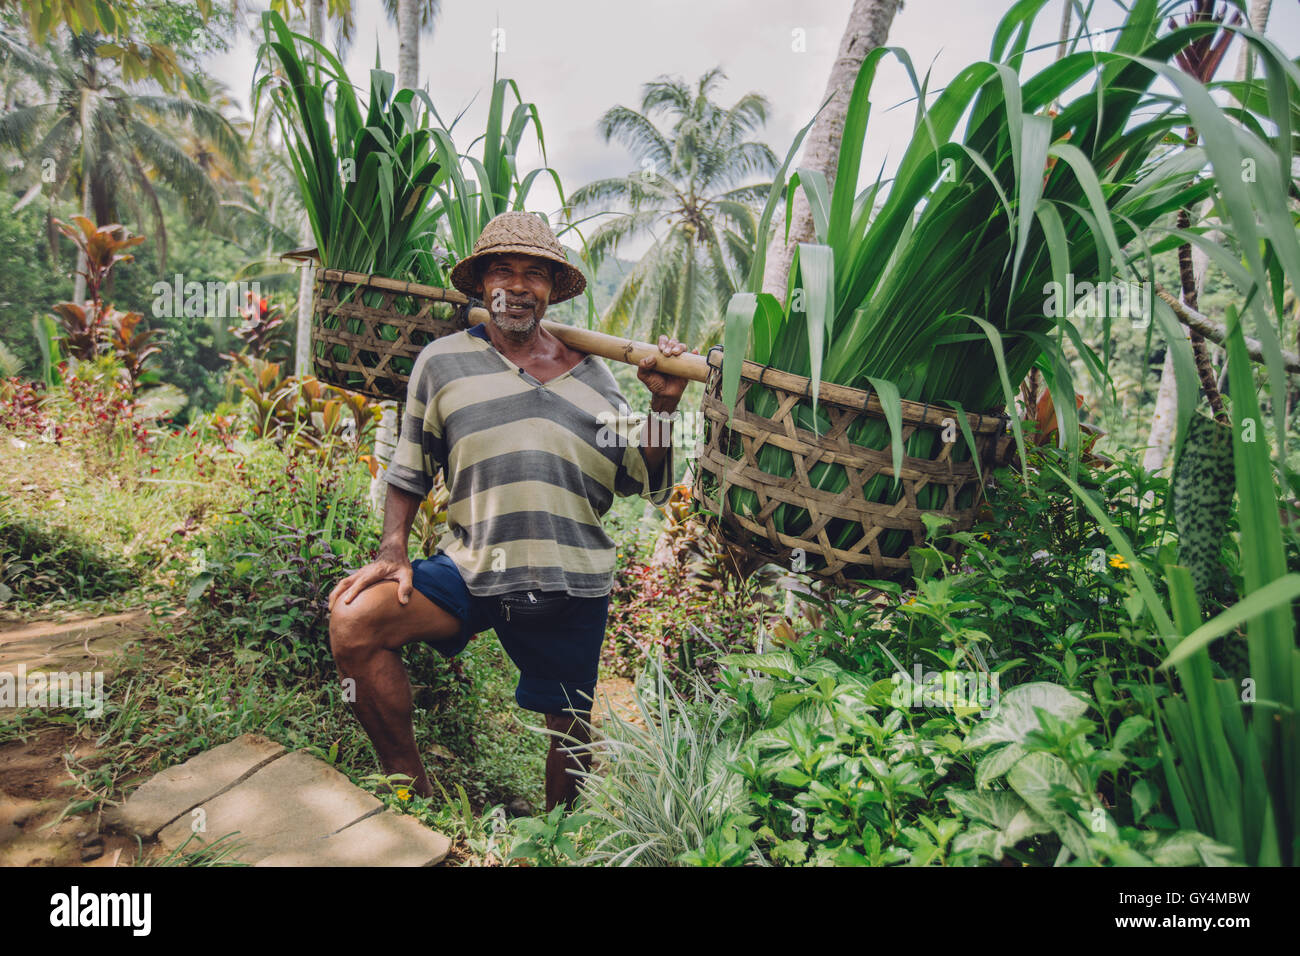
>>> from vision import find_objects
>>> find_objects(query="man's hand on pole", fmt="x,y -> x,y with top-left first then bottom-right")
637,334 -> 693,410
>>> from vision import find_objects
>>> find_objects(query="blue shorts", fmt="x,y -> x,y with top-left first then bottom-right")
409,552 -> 610,716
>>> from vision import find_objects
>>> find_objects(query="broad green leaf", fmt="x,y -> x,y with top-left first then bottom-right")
965,682 -> 1088,750
1006,751 -> 1096,863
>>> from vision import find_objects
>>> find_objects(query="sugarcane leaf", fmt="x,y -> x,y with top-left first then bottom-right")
1035,336 -> 1081,477
1223,305 -> 1295,716
796,243 -> 835,417
966,316 -> 1028,487
865,375 -> 903,487
1011,112 -> 1052,296
746,110 -> 822,292
794,167 -> 830,244
828,45 -> 897,255
721,293 -> 756,418
1162,575 -> 1300,673
752,292 -> 783,365
944,398 -> 985,488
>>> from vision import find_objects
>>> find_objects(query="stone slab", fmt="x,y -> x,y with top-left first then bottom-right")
157,750 -> 384,863
106,734 -> 286,838
254,809 -> 451,867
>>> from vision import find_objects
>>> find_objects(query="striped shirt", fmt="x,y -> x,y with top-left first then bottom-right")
385,323 -> 675,597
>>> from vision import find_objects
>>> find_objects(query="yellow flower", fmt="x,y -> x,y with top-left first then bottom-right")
1109,555 -> 1129,570
978,533 -> 991,541
396,787 -> 411,801
903,597 -> 917,607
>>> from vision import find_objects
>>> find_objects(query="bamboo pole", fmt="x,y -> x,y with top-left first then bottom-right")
537,319 -> 713,383
293,261 -> 717,381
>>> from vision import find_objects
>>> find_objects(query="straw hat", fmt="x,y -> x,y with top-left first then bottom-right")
449,211 -> 586,304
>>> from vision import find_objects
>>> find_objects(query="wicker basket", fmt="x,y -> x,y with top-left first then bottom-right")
692,350 -> 1011,586
310,267 -> 472,401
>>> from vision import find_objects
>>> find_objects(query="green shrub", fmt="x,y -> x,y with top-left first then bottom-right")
0,505 -> 138,605
184,449 -> 381,676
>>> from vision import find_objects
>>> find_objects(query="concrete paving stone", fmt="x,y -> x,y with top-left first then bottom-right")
157,750 -> 384,863
254,809 -> 452,867
105,734 -> 286,838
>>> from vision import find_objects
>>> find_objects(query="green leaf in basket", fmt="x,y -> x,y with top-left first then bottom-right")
865,375 -> 903,487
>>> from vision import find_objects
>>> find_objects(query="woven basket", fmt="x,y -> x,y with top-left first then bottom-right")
692,350 -> 1010,586
310,268 -> 471,401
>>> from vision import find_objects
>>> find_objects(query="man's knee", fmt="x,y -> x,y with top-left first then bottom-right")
329,593 -> 382,665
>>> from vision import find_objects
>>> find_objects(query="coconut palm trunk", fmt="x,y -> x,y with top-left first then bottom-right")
760,0 -> 901,298
72,54 -> 97,306
1143,0 -> 1271,472
397,0 -> 418,89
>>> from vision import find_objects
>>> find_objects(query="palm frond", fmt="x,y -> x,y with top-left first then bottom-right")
595,104 -> 673,169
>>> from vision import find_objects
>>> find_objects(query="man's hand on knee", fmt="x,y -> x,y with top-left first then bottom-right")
329,554 -> 415,612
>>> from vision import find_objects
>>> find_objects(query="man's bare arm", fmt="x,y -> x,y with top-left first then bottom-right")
378,482 -> 425,561
329,481 -> 427,610
638,397 -> 677,482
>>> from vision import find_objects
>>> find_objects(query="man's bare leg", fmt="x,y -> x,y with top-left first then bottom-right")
544,710 -> 593,811
329,580 -> 463,799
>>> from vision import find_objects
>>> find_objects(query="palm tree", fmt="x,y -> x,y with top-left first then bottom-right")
321,0 -> 440,89
569,68 -> 777,347
760,0 -> 901,298
387,0 -> 441,90
0,24 -> 243,299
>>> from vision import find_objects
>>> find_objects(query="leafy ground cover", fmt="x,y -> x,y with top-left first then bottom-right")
1,357 -> 1295,867
0,353 -> 764,863
557,442 -> 1269,867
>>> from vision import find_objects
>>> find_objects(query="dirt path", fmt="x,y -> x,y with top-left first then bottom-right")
591,676 -> 644,730
0,606 -> 648,866
0,725 -> 151,866
0,607 -> 176,866
0,607 -> 169,676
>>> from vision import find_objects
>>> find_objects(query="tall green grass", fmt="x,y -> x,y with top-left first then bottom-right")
255,11 -> 593,385
255,11 -> 440,280
1062,313 -> 1298,864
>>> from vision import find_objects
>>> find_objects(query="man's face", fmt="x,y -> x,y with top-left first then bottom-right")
480,254 -> 554,335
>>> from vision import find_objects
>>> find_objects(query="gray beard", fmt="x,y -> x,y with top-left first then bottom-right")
490,308 -> 539,338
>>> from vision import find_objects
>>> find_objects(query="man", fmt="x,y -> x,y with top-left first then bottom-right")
327,211 -> 691,811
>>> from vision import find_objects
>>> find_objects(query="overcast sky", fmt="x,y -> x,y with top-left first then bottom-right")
211,0 -> 1300,258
